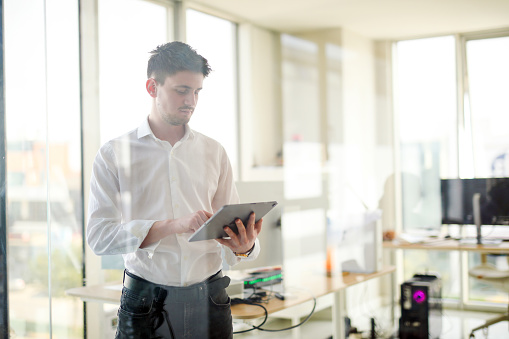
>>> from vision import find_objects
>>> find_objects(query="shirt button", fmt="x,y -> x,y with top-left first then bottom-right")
175,204 -> 179,209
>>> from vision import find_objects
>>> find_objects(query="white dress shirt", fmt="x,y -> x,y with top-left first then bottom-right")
87,118 -> 259,286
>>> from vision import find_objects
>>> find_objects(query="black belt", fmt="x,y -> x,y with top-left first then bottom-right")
122,270 -> 230,303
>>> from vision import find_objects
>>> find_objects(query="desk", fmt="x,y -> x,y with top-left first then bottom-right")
67,266 -> 395,339
383,239 -> 509,254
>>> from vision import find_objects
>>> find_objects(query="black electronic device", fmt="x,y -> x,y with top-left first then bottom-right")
441,177 -> 509,244
399,273 -> 442,339
441,177 -> 509,226
243,269 -> 283,289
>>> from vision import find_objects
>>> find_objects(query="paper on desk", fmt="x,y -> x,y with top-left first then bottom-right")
394,233 -> 428,244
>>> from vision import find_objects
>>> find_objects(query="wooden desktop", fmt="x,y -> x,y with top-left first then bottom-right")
383,237 -> 509,254
67,265 -> 396,339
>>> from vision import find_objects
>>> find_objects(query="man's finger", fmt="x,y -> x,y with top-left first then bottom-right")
254,218 -> 263,234
235,219 -> 247,238
248,213 -> 256,227
224,227 -> 239,245
197,210 -> 212,221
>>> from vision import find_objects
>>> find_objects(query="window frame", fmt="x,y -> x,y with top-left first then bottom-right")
0,0 -> 9,337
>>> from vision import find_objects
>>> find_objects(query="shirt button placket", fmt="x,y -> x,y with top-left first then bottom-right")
168,147 -> 174,215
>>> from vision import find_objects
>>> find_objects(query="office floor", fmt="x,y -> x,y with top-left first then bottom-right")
233,307 -> 508,339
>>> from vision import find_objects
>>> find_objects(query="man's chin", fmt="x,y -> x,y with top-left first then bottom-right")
169,118 -> 190,126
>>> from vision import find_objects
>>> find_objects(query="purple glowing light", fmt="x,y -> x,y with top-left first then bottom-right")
413,290 -> 426,304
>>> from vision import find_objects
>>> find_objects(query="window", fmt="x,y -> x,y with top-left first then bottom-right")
464,35 -> 509,303
394,32 -> 509,305
395,36 -> 457,230
98,0 -> 169,144
467,37 -> 509,178
186,9 -> 239,177
394,36 -> 460,302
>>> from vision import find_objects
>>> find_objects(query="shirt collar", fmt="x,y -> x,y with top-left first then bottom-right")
137,116 -> 153,139
137,116 -> 195,141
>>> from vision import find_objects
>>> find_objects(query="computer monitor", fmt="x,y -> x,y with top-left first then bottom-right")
441,177 -> 509,243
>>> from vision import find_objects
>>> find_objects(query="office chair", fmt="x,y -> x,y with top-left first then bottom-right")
468,255 -> 509,339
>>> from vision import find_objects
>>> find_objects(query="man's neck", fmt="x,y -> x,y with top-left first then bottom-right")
148,115 -> 185,146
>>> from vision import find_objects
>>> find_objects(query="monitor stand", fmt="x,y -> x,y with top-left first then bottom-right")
459,193 -> 502,246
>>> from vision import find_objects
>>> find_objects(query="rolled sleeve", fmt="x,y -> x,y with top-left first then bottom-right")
87,143 -> 159,256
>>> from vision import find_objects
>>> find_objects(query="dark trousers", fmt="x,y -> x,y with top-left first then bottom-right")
115,270 -> 233,339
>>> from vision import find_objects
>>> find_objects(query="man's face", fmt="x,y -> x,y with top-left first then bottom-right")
153,70 -> 204,126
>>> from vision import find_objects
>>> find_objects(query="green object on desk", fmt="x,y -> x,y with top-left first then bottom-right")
244,272 -> 283,288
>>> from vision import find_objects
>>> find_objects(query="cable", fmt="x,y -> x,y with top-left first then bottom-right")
232,288 -> 317,334
258,293 -> 316,332
231,298 -> 268,334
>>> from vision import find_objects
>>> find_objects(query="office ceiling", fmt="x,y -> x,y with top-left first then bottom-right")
191,0 -> 509,39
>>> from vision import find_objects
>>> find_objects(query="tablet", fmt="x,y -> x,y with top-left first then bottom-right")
188,201 -> 278,242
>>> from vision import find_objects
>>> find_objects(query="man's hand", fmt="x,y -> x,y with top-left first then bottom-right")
140,210 -> 212,248
216,212 -> 263,255
173,210 -> 213,234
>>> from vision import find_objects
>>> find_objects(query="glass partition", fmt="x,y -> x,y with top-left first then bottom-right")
4,0 -> 83,337
96,0 -> 170,276
1,1 -> 7,336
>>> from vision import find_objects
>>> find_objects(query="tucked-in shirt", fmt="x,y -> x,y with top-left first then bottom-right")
87,117 -> 259,286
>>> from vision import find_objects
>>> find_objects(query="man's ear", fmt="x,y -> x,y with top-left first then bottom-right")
146,78 -> 157,98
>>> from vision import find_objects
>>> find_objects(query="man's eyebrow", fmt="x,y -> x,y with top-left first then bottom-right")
174,85 -> 202,90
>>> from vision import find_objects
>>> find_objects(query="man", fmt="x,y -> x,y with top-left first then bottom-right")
87,41 -> 262,339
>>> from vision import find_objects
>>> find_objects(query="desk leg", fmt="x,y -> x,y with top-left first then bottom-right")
332,289 -> 346,339
391,270 -> 396,327
291,316 -> 301,339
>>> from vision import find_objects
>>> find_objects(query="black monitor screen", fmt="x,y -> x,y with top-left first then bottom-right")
441,178 -> 509,225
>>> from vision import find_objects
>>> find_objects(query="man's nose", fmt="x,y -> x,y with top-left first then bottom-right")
184,92 -> 197,106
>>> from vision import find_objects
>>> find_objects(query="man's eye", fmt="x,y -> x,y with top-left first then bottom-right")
176,89 -> 188,95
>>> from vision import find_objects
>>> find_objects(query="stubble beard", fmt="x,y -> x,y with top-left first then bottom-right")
162,109 -> 192,126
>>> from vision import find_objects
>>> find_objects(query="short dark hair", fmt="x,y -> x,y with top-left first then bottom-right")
147,41 -> 212,84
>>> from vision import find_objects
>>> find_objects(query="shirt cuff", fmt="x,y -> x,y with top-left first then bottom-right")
141,240 -> 161,259
224,238 -> 260,266
135,221 -> 160,259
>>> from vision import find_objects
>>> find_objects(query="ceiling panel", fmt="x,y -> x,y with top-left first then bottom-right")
190,0 -> 509,39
